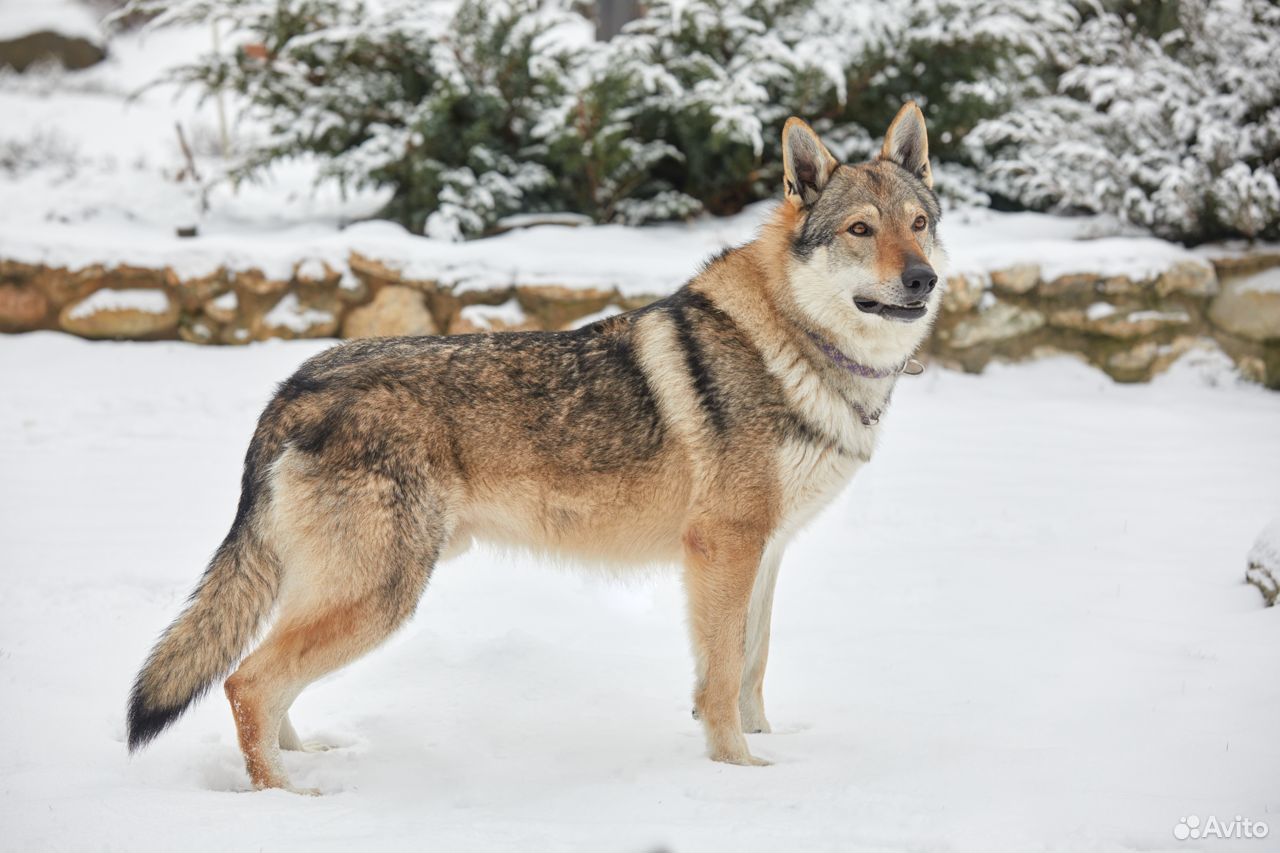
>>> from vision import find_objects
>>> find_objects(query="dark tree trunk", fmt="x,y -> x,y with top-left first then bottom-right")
596,0 -> 640,41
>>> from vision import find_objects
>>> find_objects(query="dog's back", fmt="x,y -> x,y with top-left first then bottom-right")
263,280 -> 799,560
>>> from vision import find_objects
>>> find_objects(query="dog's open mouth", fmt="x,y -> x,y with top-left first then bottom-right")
854,298 -> 928,322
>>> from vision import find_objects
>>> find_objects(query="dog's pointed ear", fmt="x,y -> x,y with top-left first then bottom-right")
879,101 -> 932,188
782,117 -> 838,209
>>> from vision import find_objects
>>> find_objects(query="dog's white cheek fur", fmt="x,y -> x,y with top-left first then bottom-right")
787,245 -> 943,371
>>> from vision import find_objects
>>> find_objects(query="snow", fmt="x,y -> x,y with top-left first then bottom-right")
1237,267 -> 1280,295
495,212 -> 594,230
338,269 -> 361,292
263,293 -> 333,332
1248,519 -> 1280,608
1249,519 -> 1280,572
458,298 -> 526,330
941,209 -> 1205,282
1085,302 -> 1117,320
0,0 -> 102,42
1,333 -> 1277,851
966,0 -> 1280,244
295,258 -> 329,281
64,286 -> 170,319
1126,309 -> 1191,324
571,304 -> 623,328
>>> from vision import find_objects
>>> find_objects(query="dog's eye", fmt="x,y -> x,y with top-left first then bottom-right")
912,215 -> 928,231
849,222 -> 871,236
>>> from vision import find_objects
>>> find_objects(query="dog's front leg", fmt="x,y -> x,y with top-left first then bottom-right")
740,543 -> 783,733
683,520 -> 770,766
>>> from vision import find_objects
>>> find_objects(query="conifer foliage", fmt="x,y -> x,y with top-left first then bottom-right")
119,0 -> 1279,243
967,0 -> 1280,243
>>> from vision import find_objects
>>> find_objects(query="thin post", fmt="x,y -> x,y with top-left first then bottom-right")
596,0 -> 640,41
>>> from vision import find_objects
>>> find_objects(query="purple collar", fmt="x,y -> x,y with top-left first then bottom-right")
806,332 -> 924,378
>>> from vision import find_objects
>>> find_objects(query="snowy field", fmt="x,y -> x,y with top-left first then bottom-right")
1,333 -> 1277,852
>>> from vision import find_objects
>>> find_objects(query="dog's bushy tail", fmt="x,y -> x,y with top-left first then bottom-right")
127,524 -> 281,752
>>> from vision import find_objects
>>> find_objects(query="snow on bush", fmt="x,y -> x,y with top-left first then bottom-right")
967,0 -> 1280,244
114,0 -> 1079,237
1247,517 -> 1280,607
113,0 -> 1278,243
113,0 -> 587,238
536,0 -> 850,224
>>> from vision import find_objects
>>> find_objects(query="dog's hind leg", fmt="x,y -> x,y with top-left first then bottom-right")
225,453 -> 450,792
278,701 -> 332,752
225,586 -> 432,791
683,519 -> 769,767
278,710 -> 305,751
740,543 -> 783,734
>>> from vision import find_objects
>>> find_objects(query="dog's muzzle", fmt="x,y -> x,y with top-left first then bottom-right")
854,298 -> 928,322
855,263 -> 936,322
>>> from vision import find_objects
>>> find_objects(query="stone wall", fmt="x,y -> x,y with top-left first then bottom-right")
2,250 -> 1278,388
0,31 -> 105,72
933,255 -> 1280,387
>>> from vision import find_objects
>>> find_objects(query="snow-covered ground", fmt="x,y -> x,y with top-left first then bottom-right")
1,333 -> 1277,852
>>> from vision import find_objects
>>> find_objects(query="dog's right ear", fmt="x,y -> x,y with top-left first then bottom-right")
879,101 -> 932,187
782,117 -> 838,209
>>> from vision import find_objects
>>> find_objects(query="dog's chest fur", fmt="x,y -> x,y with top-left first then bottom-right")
762,339 -> 891,533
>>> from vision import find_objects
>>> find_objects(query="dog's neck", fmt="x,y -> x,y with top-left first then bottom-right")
689,204 -> 935,436
804,331 -> 922,379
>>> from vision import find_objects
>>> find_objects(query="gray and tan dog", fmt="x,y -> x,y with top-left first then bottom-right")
127,102 -> 947,792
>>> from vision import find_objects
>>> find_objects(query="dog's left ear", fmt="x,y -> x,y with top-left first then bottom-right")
782,117 -> 838,209
879,101 -> 932,188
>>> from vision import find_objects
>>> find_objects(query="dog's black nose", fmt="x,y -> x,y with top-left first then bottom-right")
902,265 -> 937,297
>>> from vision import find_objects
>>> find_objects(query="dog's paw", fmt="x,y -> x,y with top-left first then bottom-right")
250,776 -> 316,794
281,737 -> 339,753
710,749 -> 772,767
300,741 -> 335,753
709,732 -> 772,766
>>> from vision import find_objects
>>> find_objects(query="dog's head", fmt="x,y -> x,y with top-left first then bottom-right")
779,103 -> 946,356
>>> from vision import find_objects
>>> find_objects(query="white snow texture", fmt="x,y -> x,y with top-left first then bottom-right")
1,334 -> 1277,852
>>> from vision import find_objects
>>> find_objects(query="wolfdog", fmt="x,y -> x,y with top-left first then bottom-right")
127,102 -> 946,792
